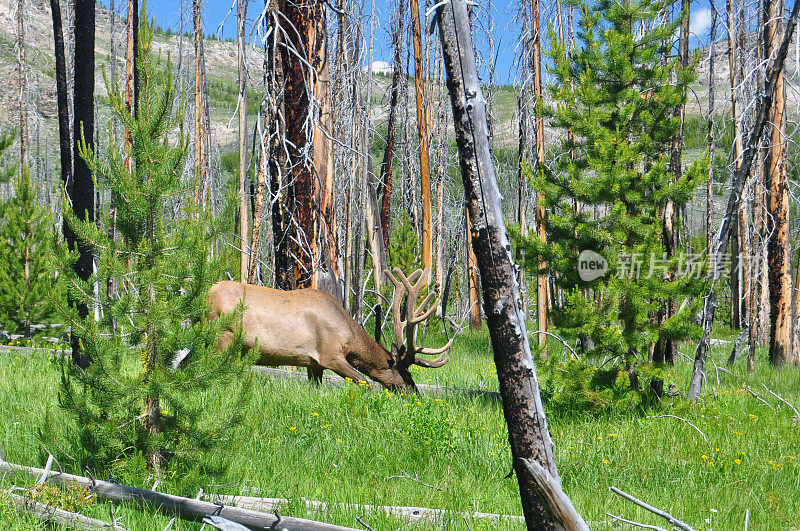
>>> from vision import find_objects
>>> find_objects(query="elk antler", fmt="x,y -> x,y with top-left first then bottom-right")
385,267 -> 454,368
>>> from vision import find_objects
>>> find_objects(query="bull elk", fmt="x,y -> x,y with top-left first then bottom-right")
208,268 -> 454,391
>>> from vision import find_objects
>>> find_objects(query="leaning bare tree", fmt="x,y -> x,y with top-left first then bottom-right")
434,0 -> 587,528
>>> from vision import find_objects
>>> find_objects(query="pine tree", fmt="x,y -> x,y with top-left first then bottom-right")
56,15 -> 253,473
520,0 -> 707,388
0,166 -> 62,338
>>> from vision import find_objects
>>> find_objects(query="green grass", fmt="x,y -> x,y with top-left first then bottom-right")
1,328 -> 800,529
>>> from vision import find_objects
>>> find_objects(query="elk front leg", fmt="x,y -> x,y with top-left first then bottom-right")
307,362 -> 324,384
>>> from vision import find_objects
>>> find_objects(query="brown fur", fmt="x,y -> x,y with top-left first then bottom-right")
208,281 -> 415,390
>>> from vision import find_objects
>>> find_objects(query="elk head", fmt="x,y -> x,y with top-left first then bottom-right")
385,267 -> 454,383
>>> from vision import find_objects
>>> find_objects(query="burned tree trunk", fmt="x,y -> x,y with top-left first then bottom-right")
435,1 -> 586,528
50,0 -> 71,188
764,0 -> 794,366
282,0 -> 317,289
282,0 -> 336,293
266,1 -> 293,291
410,0 -> 433,275
69,0 -> 95,368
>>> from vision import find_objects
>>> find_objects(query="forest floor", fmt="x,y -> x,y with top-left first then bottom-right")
0,326 -> 799,530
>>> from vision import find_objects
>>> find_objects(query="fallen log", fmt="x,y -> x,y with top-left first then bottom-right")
0,344 -> 70,359
201,493 -> 525,525
0,460 -> 358,531
2,492 -> 118,529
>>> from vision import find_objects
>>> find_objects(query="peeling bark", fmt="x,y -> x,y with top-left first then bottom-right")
764,0 -> 793,366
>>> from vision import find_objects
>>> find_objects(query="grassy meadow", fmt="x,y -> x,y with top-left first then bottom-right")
1,327 -> 799,530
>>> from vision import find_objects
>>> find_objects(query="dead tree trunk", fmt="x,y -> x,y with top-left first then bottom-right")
282,0 -> 336,293
749,0 -> 768,371
726,0 -> 745,330
283,0 -> 317,289
764,0 -> 794,366
531,0 -> 548,355
106,0 -> 117,303
17,0 -> 27,167
238,0 -> 250,281
707,0 -> 716,257
50,0 -> 71,191
109,0 -> 117,140
378,0 -> 405,250
69,0 -> 95,368
435,1 -> 587,528
312,0 -> 338,295
362,0 -> 386,304
124,0 -> 137,159
193,0 -> 208,211
410,0 -> 433,276
267,1 -> 293,291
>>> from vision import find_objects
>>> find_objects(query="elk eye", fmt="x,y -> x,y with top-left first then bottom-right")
387,357 -> 395,368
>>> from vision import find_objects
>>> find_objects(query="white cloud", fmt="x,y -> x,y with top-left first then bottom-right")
689,8 -> 713,38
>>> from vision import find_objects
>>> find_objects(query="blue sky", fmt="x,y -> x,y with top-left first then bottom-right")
128,0 -> 718,85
